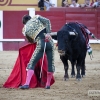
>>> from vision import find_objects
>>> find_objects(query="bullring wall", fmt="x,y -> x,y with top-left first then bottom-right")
1,8 -> 100,50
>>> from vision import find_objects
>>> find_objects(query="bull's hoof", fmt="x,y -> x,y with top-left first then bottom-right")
71,75 -> 75,78
81,75 -> 86,78
76,75 -> 81,81
64,78 -> 69,81
76,78 -> 82,81
64,74 -> 69,81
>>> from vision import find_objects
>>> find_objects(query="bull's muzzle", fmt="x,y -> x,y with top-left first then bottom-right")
58,50 -> 65,56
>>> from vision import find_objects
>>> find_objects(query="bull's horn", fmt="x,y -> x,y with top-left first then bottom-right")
69,32 -> 76,35
50,32 -> 57,36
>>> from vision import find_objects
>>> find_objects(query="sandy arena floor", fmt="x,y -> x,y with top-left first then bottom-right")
0,44 -> 100,100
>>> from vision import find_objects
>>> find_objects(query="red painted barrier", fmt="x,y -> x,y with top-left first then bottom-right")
3,11 -> 28,39
50,7 -> 98,38
3,11 -> 28,50
2,8 -> 100,50
36,11 -> 65,32
97,9 -> 100,38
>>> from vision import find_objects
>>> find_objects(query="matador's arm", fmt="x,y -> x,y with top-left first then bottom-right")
37,15 -> 51,33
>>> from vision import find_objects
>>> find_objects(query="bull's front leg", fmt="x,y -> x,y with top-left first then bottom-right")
60,56 -> 69,81
76,64 -> 81,81
64,63 -> 69,81
71,62 -> 75,78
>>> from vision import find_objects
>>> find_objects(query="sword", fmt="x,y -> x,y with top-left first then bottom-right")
40,42 -> 47,78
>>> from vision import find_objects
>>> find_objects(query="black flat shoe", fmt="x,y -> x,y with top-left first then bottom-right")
45,86 -> 50,89
19,85 -> 29,89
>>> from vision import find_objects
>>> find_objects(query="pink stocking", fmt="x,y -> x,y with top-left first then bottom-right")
46,72 -> 53,87
24,70 -> 34,85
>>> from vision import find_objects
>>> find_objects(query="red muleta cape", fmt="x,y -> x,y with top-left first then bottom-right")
3,43 -> 55,88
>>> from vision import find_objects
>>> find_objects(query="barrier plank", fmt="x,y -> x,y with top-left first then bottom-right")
3,11 -> 28,50
97,8 -> 100,38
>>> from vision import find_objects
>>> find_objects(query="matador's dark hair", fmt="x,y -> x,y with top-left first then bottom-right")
72,0 -> 78,3
22,15 -> 31,25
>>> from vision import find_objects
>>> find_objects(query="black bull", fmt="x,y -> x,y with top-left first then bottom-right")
52,22 -> 87,80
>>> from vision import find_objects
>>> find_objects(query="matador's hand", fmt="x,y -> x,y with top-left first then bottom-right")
45,33 -> 52,41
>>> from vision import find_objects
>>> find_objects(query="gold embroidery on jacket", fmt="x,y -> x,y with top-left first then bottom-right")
25,17 -> 45,40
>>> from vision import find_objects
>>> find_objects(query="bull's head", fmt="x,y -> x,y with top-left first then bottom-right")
57,31 -> 68,56
57,23 -> 79,56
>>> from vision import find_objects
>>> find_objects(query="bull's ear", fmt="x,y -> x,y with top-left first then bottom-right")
69,32 -> 76,35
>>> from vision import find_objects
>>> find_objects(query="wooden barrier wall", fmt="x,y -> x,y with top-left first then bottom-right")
2,8 -> 100,50
50,7 -> 100,38
3,11 -> 28,50
97,9 -> 100,38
